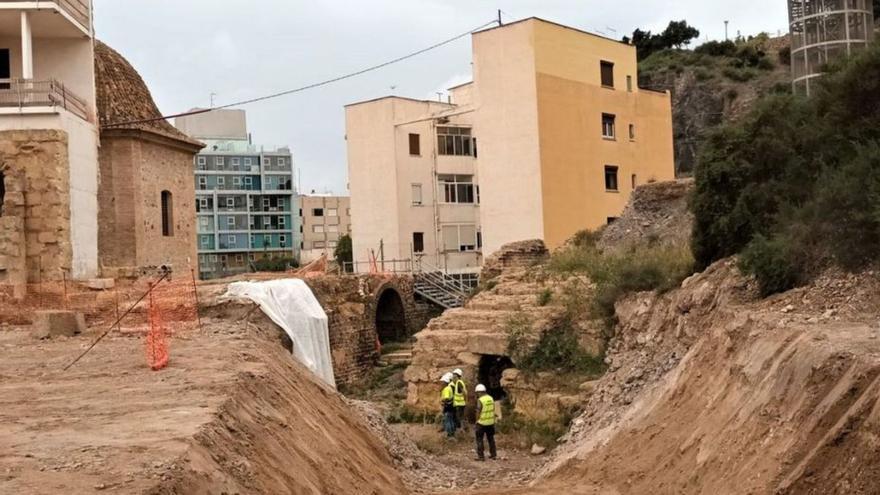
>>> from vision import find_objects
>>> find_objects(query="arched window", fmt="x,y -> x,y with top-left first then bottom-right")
161,190 -> 173,236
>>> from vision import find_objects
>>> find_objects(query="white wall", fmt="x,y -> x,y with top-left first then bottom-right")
472,22 -> 545,257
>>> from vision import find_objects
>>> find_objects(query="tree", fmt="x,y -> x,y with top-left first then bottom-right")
661,20 -> 700,49
623,21 -> 700,60
334,234 -> 353,272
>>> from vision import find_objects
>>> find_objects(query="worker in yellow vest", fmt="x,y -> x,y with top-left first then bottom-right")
473,384 -> 497,461
439,373 -> 456,438
452,368 -> 467,432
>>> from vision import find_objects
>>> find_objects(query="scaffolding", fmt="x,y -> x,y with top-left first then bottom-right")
788,0 -> 875,95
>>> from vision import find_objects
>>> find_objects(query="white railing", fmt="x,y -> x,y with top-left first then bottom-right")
0,78 -> 88,121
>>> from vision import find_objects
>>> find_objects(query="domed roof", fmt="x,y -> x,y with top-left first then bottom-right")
94,40 -> 203,149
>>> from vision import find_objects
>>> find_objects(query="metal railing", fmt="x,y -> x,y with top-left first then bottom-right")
413,259 -> 472,296
0,78 -> 89,121
0,1 -> 91,29
342,258 -> 414,274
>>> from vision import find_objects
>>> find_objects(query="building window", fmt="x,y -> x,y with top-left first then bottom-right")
439,174 -> 476,204
313,208 -> 324,217
160,190 -> 173,236
279,235 -> 286,247
600,60 -> 614,87
629,124 -> 635,141
437,126 -> 474,156
313,225 -> 325,233
328,240 -> 337,248
263,197 -> 270,209
244,176 -> 253,187
314,241 -> 326,248
244,157 -> 253,166
264,217 -> 272,227
413,232 -> 424,253
626,75 -> 633,92
231,157 -> 240,166
216,156 -> 225,166
217,176 -> 225,187
197,156 -> 206,166
236,254 -> 244,263
442,224 -> 477,252
605,166 -> 619,191
200,236 -> 210,248
279,216 -> 286,227
631,173 -> 637,189
262,157 -> 270,166
249,254 -> 256,262
232,177 -> 242,187
264,235 -> 271,246
409,133 -> 421,155
198,197 -> 209,210
412,183 -> 423,206
226,197 -> 235,209
227,217 -> 235,228
602,114 -> 616,139
278,157 -> 286,166
228,235 -> 236,246
327,208 -> 338,217
346,208 -> 351,216
197,177 -> 207,190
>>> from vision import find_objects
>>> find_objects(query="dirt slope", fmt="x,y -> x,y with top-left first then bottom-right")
0,305 -> 406,495
472,261 -> 880,495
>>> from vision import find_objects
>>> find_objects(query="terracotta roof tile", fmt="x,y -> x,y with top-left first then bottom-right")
94,40 -> 203,148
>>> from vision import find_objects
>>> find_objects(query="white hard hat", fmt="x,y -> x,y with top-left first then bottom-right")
453,368 -> 463,376
441,373 -> 453,383
475,384 -> 487,393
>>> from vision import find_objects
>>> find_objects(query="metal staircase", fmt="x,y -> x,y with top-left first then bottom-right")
413,261 -> 472,309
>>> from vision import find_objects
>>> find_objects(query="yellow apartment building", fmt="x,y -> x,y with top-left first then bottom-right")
346,17 -> 674,273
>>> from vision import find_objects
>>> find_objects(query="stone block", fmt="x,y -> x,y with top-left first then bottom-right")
85,278 -> 116,290
31,310 -> 86,339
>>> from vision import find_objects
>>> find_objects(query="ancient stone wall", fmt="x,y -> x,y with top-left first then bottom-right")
0,216 -> 26,299
0,130 -> 72,291
98,133 -> 199,278
305,274 -> 434,386
480,239 -> 549,280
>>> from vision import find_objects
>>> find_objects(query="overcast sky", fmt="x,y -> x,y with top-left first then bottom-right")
94,1 -> 789,195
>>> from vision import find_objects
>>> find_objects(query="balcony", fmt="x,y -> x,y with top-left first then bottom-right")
0,78 -> 88,120
0,0 -> 90,33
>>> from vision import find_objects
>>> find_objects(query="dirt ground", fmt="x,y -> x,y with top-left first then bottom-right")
0,310 -> 405,494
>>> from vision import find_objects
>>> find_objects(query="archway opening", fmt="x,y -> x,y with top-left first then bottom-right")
478,354 -> 514,401
375,288 -> 407,344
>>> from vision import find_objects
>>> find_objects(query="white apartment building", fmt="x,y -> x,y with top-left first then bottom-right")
345,82 -> 481,277
0,1 -> 100,280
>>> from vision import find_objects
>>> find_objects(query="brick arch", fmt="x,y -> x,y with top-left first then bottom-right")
369,279 -> 413,344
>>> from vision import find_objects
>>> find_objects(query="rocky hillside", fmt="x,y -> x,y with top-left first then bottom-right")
640,36 -> 791,176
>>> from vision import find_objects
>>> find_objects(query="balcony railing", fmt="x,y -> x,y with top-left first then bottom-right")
0,0 -> 91,29
0,78 -> 88,121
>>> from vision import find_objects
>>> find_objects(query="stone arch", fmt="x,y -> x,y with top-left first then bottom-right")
374,286 -> 407,344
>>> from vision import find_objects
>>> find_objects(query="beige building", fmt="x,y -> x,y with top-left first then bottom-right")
345,17 -> 674,270
345,87 -> 482,276
298,194 -> 351,264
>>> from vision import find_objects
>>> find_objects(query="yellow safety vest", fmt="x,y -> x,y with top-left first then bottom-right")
441,383 -> 454,403
477,394 -> 495,426
453,379 -> 467,407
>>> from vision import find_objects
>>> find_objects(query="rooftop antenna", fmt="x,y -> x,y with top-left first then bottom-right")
724,20 -> 729,41
436,91 -> 443,102
497,9 -> 503,26
209,92 -> 217,108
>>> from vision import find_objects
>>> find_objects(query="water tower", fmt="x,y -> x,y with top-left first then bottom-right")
788,0 -> 875,95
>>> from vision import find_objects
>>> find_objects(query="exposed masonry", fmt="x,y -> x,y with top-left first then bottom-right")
305,274 -> 439,386
0,130 -> 73,300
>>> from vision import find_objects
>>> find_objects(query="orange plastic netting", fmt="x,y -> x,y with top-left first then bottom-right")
145,289 -> 169,371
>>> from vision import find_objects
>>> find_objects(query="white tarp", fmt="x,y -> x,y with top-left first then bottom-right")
224,279 -> 336,387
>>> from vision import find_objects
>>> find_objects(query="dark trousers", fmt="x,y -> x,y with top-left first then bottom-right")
454,406 -> 465,430
443,410 -> 456,437
475,424 -> 496,459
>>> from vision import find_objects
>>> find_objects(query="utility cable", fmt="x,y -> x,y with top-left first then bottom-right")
102,19 -> 501,129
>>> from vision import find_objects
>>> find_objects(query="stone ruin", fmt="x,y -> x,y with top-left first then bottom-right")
404,240 -> 605,422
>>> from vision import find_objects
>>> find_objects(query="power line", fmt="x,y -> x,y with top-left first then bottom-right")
102,19 -> 501,129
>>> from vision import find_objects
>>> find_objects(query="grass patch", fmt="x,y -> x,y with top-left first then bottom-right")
496,412 -> 571,449
536,288 -> 553,306
549,234 -> 695,328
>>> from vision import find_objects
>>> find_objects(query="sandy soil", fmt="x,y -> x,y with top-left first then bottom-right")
0,310 -> 405,494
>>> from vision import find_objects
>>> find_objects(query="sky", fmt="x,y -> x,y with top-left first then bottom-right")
94,1 -> 790,195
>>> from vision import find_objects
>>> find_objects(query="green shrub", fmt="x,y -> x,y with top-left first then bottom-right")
252,256 -> 298,272
536,288 -> 553,306
695,40 -> 736,57
693,41 -> 880,294
722,66 -> 757,82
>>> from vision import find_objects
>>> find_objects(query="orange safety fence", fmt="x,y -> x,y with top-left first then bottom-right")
145,289 -> 169,371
